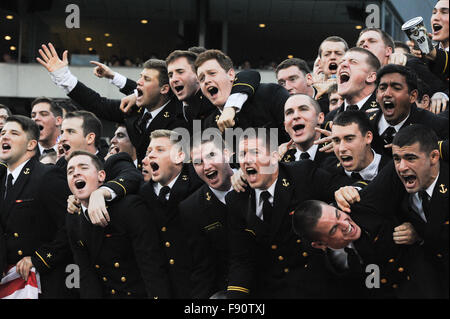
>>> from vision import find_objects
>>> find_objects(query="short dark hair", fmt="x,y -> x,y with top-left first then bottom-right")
376,64 -> 418,92
332,110 -> 373,136
188,46 -> 207,55
275,58 -> 311,77
393,124 -> 438,155
194,49 -> 234,72
394,41 -> 411,54
359,28 -> 395,51
67,150 -> 104,171
64,111 -> 102,148
287,94 -> 322,114
318,36 -> 349,57
0,104 -> 12,117
143,59 -> 170,87
416,78 -> 433,102
5,115 -> 40,143
292,200 -> 325,241
238,127 -> 279,156
347,47 -> 381,72
31,96 -> 63,118
166,50 -> 198,72
52,98 -> 78,115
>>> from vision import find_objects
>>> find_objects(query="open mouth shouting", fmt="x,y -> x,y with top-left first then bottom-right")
136,88 -> 144,104
150,161 -> 160,174
399,173 -> 418,191
244,166 -> 259,184
1,142 -> 11,153
62,143 -> 71,154
339,154 -> 354,168
38,125 -> 44,131
206,86 -> 219,100
328,62 -> 338,73
292,123 -> 306,137
382,100 -> 396,117
74,179 -> 86,190
339,71 -> 350,85
174,85 -> 184,94
432,23 -> 443,36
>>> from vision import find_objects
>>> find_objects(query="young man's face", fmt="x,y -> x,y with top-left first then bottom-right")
0,121 -> 35,166
319,41 -> 347,77
431,1 -> 449,46
0,109 -> 9,131
145,137 -> 184,186
331,123 -> 373,172
136,68 -> 167,108
110,126 -> 135,159
376,72 -> 416,125
393,142 -> 439,193
314,204 -> 361,250
277,66 -> 312,95
197,59 -> 235,108
238,137 -> 278,190
356,30 -> 392,66
284,95 -> 324,147
67,155 -> 105,204
167,57 -> 200,102
337,51 -> 375,99
31,102 -> 62,145
192,141 -> 232,191
328,91 -> 344,112
60,117 -> 94,159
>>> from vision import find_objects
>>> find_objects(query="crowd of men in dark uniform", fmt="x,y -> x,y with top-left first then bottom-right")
0,0 -> 448,299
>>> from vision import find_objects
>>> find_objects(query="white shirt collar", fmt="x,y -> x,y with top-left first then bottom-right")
38,143 -> 58,155
344,93 -> 372,111
378,112 -> 410,136
295,144 -> 319,161
344,150 -> 381,182
255,179 -> 277,205
6,159 -> 30,185
153,172 -> 181,198
143,99 -> 171,128
209,186 -> 233,205
423,172 -> 439,199
438,43 -> 449,52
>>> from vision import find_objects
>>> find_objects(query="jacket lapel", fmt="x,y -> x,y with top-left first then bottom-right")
270,167 -> 295,242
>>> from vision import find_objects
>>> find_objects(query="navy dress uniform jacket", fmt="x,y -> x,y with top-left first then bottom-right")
225,161 -> 353,299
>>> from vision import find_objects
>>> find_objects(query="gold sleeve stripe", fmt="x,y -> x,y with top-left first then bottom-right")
0,162 -> 7,168
324,121 -> 331,131
443,51 -> 448,75
232,83 -> 255,94
244,229 -> 256,236
35,251 -> 51,269
227,286 -> 250,294
356,181 -> 368,186
438,140 -> 443,160
108,180 -> 127,196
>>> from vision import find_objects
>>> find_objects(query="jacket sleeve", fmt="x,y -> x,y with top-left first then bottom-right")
232,70 -> 261,98
120,78 -> 137,96
67,81 -> 126,124
31,168 -> 72,274
225,191 -> 254,298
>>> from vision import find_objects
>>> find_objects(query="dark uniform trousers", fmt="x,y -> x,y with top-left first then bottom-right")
66,195 -> 170,298
225,161 -> 354,299
0,158 -> 73,298
179,184 -> 230,298
352,161 -> 449,298
139,163 -> 204,298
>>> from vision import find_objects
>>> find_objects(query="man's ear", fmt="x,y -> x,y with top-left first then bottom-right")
98,170 -> 106,183
55,116 -> 63,127
86,132 -> 96,147
227,68 -> 236,82
311,241 -> 327,251
409,89 -> 418,104
160,84 -> 171,95
306,73 -> 314,86
27,139 -> 38,152
366,71 -> 377,85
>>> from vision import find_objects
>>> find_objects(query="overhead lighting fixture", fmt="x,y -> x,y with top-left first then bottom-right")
106,43 -> 113,47
88,47 -> 94,52
4,35 -> 12,41
259,23 -> 266,28
10,46 -> 16,51
287,55 -> 293,59
104,33 -> 110,37
6,15 -> 13,20
355,25 -> 363,30
141,19 -> 148,24
85,37 -> 93,42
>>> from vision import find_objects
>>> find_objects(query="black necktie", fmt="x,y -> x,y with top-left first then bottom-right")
381,126 -> 396,145
43,148 -> 56,154
137,112 -> 152,133
351,172 -> 363,181
4,174 -> 13,199
260,191 -> 273,224
183,104 -> 193,122
347,105 -> 359,111
344,247 -> 363,273
158,186 -> 171,205
419,191 -> 431,221
299,152 -> 310,160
